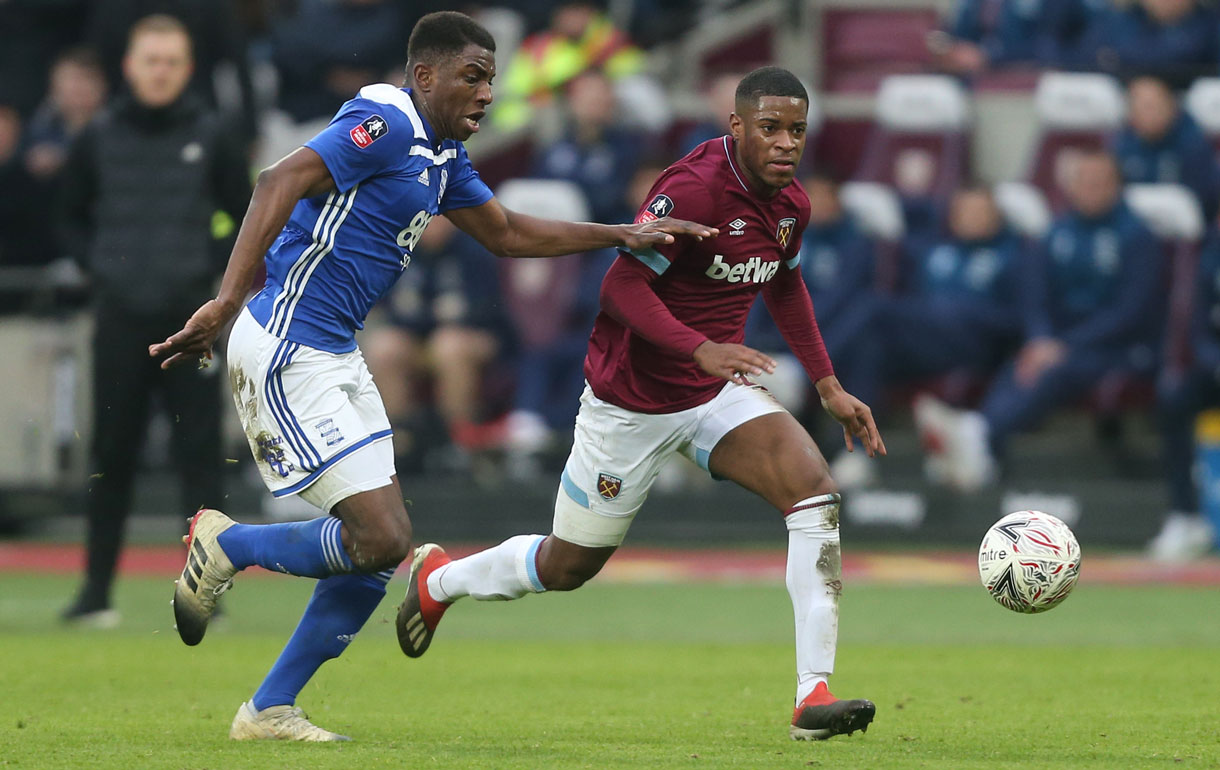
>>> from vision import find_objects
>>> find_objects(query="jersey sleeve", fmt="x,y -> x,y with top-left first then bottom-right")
304,100 -> 409,192
619,167 -> 716,275
439,144 -> 494,213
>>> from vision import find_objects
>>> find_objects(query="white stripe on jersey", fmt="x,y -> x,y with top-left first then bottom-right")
268,189 -> 348,336
357,83 -> 428,140
273,185 -> 360,336
357,84 -> 457,165
409,145 -> 458,165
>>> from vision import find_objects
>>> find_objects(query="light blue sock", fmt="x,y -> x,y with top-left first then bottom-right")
218,516 -> 352,578
251,569 -> 394,711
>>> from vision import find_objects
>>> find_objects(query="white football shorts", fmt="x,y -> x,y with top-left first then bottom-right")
227,308 -> 394,511
553,380 -> 787,547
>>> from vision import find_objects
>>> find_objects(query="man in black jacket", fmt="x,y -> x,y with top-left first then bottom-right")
59,14 -> 250,624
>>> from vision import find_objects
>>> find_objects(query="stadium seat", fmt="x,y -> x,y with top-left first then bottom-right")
1026,73 -> 1125,212
1185,78 -> 1220,155
820,9 -> 939,93
994,181 -> 1052,241
854,75 -> 971,203
494,179 -> 590,349
840,181 -> 905,291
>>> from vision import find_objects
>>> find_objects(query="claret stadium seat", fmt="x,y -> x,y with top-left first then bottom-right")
854,75 -> 972,204
1026,73 -> 1125,212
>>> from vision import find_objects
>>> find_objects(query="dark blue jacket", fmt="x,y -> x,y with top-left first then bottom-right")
747,215 -> 876,350
1112,111 -> 1219,220
383,230 -> 506,337
949,0 -> 1097,66
1026,201 -> 1163,349
1189,229 -> 1220,373
1073,4 -> 1218,87
531,127 -> 642,225
905,227 -> 1025,337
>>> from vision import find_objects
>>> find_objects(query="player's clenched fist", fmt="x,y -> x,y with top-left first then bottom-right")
621,217 -> 718,250
692,340 -> 777,384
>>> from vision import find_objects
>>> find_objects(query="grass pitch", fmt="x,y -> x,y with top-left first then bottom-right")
1,572 -> 1217,769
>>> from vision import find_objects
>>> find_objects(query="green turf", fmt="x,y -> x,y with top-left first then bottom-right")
1,573 -> 1217,769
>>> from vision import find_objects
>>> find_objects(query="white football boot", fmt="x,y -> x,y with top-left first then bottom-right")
229,701 -> 351,741
173,509 -> 238,645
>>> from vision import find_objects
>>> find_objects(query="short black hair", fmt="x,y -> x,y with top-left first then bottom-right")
407,11 -> 495,65
735,66 -> 808,111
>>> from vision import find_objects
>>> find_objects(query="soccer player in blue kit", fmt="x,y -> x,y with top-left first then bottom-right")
148,11 -> 713,741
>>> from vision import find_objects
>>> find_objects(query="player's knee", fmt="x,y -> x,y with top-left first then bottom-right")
347,515 -> 413,571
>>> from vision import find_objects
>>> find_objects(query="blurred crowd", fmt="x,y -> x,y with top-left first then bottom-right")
1,0 -> 1219,561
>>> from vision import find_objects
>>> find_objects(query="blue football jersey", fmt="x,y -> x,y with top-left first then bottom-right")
247,84 -> 494,353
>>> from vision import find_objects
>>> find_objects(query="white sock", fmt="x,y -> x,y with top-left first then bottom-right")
428,534 -> 547,602
785,494 -> 841,704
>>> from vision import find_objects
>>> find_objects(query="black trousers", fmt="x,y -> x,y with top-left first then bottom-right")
81,306 -> 223,603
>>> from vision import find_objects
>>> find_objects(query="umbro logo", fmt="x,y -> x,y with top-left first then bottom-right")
728,218 -> 747,236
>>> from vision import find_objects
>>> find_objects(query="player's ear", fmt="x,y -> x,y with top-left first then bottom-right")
729,111 -> 743,142
410,61 -> 433,93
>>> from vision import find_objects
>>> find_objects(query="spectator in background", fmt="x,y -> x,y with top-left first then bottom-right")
362,215 -> 509,475
24,48 -> 108,183
20,48 -> 109,270
932,0 -> 1097,74
58,15 -> 251,625
270,0 -> 406,125
916,152 -> 1163,491
531,69 -> 642,224
88,0 -> 257,138
495,0 -> 644,130
1074,0 -> 1217,89
679,72 -> 741,155
833,187 -> 1024,487
1149,230 -> 1220,560
0,104 -> 44,270
1113,75 -> 1219,219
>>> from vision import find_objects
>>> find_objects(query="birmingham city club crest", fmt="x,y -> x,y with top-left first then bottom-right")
597,472 -> 623,500
776,217 -> 797,248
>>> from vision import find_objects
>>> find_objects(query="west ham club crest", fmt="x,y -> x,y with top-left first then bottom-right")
776,217 -> 797,248
597,472 -> 623,500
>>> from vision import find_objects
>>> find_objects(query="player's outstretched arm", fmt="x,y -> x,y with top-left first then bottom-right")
149,148 -> 336,369
816,376 -> 886,459
445,197 -> 718,258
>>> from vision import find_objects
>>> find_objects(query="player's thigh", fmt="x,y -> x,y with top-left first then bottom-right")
552,386 -> 684,549
706,409 -> 835,512
227,311 -> 395,511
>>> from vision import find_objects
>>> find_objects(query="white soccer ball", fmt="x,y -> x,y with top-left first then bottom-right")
978,511 -> 1081,613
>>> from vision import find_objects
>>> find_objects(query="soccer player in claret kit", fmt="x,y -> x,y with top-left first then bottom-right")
148,12 -> 712,741
398,67 -> 887,741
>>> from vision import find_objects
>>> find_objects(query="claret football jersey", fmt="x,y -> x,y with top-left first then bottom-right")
585,136 -> 813,413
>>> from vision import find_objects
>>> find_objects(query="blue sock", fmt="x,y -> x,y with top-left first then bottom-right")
251,569 -> 394,711
218,516 -> 353,578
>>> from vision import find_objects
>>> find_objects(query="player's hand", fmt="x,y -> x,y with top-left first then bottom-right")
148,299 -> 235,370
692,340 -> 776,384
817,376 -> 887,459
620,217 -> 718,250
1015,337 -> 1067,386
